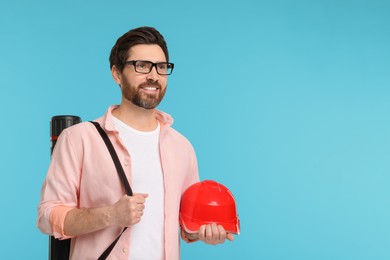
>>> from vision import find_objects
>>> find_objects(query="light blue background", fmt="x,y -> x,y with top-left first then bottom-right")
1,0 -> 389,259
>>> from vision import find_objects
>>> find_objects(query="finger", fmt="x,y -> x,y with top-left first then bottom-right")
134,216 -> 141,224
211,223 -> 220,241
205,224 -> 212,241
199,225 -> 206,241
129,194 -> 148,205
217,225 -> 227,241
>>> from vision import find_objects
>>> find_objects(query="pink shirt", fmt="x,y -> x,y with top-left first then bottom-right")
37,106 -> 200,260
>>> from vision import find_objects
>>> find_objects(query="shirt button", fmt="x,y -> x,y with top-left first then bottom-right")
123,247 -> 127,253
124,161 -> 128,166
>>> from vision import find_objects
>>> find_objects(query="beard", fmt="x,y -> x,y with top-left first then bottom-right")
121,78 -> 167,109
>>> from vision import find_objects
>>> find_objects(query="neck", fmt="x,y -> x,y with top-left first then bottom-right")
112,100 -> 158,132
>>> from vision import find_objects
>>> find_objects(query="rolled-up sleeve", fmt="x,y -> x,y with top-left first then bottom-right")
37,129 -> 81,239
50,205 -> 75,239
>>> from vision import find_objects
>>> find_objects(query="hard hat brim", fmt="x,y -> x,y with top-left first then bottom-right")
180,214 -> 240,235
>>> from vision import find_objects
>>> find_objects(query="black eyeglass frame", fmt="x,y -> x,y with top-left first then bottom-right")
124,60 -> 175,75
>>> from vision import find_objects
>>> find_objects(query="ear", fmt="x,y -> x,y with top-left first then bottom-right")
111,65 -> 122,85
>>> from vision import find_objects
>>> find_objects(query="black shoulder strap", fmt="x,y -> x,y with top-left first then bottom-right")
90,121 -> 133,196
90,121 -> 132,260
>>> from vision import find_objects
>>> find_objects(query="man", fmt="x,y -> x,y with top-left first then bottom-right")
37,26 -> 233,259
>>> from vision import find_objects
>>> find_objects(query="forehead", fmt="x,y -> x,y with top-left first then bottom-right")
127,44 -> 166,62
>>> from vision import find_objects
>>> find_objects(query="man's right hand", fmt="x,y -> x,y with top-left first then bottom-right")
111,193 -> 148,227
63,193 -> 148,237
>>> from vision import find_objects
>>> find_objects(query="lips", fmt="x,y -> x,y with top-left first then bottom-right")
139,81 -> 162,91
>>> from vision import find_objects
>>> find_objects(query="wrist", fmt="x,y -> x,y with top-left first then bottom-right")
101,205 -> 115,227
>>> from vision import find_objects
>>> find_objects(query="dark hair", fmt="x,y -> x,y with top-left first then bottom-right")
109,26 -> 169,72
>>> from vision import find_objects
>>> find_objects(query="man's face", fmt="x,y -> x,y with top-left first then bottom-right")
114,44 -> 168,109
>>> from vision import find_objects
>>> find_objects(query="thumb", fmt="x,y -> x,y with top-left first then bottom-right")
226,233 -> 234,241
134,193 -> 148,198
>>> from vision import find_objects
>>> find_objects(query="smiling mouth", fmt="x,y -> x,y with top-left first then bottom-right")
141,86 -> 159,91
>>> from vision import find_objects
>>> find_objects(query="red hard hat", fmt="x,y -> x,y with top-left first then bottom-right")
179,180 -> 240,234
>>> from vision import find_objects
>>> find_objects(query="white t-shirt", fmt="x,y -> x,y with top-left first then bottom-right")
112,117 -> 165,260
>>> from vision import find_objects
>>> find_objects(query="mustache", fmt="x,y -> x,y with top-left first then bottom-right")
139,81 -> 162,89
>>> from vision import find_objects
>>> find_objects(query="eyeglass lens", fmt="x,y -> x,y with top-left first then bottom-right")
135,61 -> 172,75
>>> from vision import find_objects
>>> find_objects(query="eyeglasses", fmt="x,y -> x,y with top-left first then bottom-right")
124,60 -> 174,75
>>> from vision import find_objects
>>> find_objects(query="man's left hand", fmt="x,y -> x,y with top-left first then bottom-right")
198,223 -> 234,245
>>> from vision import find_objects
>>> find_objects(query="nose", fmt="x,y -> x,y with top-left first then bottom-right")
146,64 -> 160,81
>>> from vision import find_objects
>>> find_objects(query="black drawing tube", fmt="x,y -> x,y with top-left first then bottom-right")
49,115 -> 81,260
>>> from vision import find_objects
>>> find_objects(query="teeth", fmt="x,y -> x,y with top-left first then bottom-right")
143,87 -> 157,90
